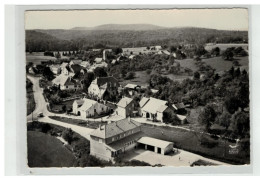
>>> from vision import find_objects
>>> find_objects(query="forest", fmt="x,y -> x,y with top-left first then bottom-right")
26,27 -> 248,52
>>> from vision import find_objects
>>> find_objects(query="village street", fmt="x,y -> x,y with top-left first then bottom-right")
26,75 -> 94,140
26,75 -> 230,166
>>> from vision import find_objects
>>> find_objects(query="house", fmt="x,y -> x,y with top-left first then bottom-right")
115,97 -> 138,118
60,62 -> 74,76
124,84 -> 141,96
90,118 -> 174,161
28,67 -> 38,74
88,76 -> 119,99
72,98 -> 110,118
172,102 -> 186,114
80,61 -> 90,68
128,55 -> 135,60
140,97 -> 175,122
90,118 -> 144,161
69,59 -> 82,66
94,58 -> 104,64
111,59 -> 117,65
52,74 -> 82,90
176,114 -> 187,125
49,64 -> 60,75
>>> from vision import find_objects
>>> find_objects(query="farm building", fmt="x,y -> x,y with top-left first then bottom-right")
72,98 -> 110,118
52,74 -> 82,91
115,97 -> 138,118
139,97 -> 175,122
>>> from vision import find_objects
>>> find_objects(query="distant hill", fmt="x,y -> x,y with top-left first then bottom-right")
71,24 -> 165,31
26,24 -> 248,52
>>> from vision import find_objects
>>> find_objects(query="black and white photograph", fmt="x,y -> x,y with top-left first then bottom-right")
24,8 -> 250,168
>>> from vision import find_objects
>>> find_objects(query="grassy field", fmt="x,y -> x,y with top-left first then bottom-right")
202,56 -> 249,73
141,124 -> 249,164
119,71 -> 150,87
176,56 -> 249,74
49,116 -> 107,129
27,131 -> 77,167
26,52 -> 69,65
204,43 -> 248,52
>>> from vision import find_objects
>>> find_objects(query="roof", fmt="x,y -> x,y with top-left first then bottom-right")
139,97 -> 150,108
78,98 -> 98,111
117,97 -> 133,108
125,83 -> 140,89
172,102 -> 185,110
95,58 -> 103,63
90,118 -> 141,139
52,74 -> 70,86
80,61 -> 90,67
111,59 -> 116,64
61,62 -> 68,68
70,59 -> 82,65
107,132 -> 145,151
129,55 -> 135,59
74,99 -> 84,106
157,105 -> 169,113
151,89 -> 159,94
138,137 -> 173,149
141,97 -> 168,114
176,114 -> 187,121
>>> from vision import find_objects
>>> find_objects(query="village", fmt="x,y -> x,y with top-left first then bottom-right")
26,40 -> 249,167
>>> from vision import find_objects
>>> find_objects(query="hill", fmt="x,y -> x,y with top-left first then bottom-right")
26,24 -> 248,52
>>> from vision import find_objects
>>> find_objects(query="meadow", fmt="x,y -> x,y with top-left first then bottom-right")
27,131 -> 77,167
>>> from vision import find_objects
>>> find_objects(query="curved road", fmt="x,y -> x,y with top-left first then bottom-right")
26,75 -> 93,140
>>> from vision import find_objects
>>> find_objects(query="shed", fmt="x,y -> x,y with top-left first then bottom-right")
137,137 -> 173,155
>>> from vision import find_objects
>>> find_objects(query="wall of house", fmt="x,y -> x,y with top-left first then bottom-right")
88,84 -> 101,97
164,143 -> 174,154
78,102 -> 110,118
157,112 -> 163,122
90,135 -> 113,161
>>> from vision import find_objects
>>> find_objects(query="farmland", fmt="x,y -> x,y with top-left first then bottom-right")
204,43 -> 248,52
141,124 -> 249,164
26,52 -> 69,65
27,131 -> 77,167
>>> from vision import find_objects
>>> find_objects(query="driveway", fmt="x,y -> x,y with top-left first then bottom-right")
125,148 -> 230,167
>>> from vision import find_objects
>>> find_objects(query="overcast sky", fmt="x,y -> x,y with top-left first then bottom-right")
25,9 -> 248,31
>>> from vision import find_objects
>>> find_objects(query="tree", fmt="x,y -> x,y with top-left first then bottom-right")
224,96 -> 240,114
230,111 -> 249,138
62,128 -> 74,144
198,105 -> 217,131
83,72 -> 95,90
112,47 -> 123,55
42,66 -> 54,81
193,71 -> 200,80
222,48 -> 234,60
217,110 -> 232,129
124,71 -> 135,80
94,67 -> 108,78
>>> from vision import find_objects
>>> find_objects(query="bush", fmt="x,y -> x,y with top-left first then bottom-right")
62,128 -> 74,144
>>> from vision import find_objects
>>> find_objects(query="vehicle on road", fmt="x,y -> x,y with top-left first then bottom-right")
37,112 -> 44,117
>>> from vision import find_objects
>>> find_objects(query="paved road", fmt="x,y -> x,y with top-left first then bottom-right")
26,75 -> 94,140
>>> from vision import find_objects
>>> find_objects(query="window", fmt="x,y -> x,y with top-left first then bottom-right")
66,86 -> 68,88
99,139 -> 102,143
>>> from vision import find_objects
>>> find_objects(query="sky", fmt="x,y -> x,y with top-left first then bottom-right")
25,8 -> 248,31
